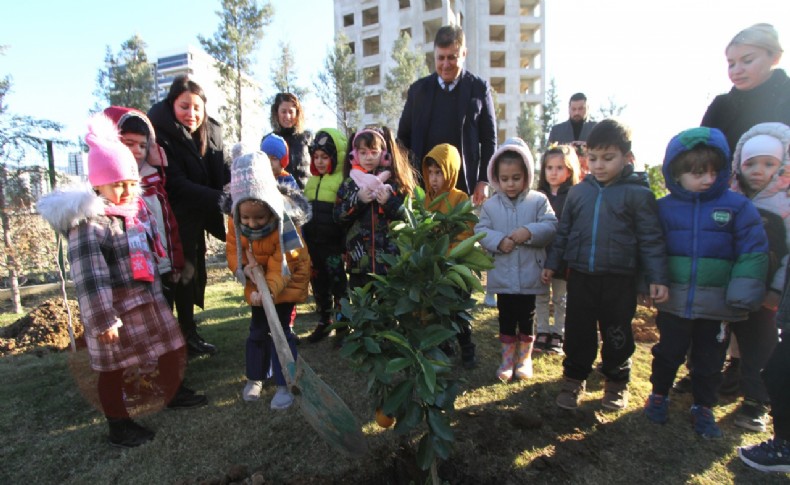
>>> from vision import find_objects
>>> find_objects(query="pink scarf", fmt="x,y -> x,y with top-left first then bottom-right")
104,197 -> 166,282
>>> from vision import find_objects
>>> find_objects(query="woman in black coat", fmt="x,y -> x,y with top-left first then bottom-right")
148,75 -> 229,356
702,23 -> 790,153
264,93 -> 312,189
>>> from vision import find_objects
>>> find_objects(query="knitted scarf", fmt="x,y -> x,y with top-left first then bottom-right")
104,197 -> 166,282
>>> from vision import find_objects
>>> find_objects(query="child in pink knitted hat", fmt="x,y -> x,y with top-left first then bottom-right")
37,114 -> 206,449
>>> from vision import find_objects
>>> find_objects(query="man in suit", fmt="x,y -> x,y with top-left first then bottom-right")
549,92 -> 597,144
398,25 -> 497,205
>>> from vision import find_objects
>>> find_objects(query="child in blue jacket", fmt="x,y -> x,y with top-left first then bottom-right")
644,127 -> 768,439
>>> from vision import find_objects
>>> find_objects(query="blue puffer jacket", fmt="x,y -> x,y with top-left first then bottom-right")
656,127 -> 768,321
545,164 -> 668,287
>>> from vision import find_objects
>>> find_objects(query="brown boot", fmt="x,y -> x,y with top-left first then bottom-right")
602,380 -> 629,410
556,377 -> 585,410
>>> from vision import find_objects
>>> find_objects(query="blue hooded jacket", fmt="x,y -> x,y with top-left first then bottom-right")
657,127 -> 768,320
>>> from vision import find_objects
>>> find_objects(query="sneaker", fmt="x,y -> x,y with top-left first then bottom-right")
556,378 -> 585,410
672,375 -> 692,394
534,333 -> 549,353
167,385 -> 208,409
484,292 -> 496,307
305,323 -> 330,344
602,380 -> 629,410
690,405 -> 723,439
738,438 -> 790,473
546,334 -> 564,355
108,418 -> 155,448
271,386 -> 294,410
242,380 -> 263,402
734,399 -> 769,432
644,393 -> 669,424
719,357 -> 741,396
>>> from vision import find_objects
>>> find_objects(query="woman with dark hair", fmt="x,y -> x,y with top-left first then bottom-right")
264,92 -> 312,189
148,75 -> 229,356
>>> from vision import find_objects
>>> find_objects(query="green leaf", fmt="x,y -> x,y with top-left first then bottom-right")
417,354 -> 436,394
382,380 -> 413,416
408,285 -> 421,302
363,337 -> 381,354
385,357 -> 413,374
394,296 -> 417,315
427,407 -> 454,441
377,330 -> 410,349
417,326 -> 457,350
395,400 -> 423,432
338,341 -> 362,358
432,434 -> 452,460
416,434 -> 435,471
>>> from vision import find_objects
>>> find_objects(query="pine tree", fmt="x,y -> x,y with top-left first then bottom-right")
269,41 -> 308,103
94,34 -> 155,112
373,32 -> 428,127
516,102 -> 541,162
540,78 -> 560,152
314,33 -> 365,136
199,0 -> 273,143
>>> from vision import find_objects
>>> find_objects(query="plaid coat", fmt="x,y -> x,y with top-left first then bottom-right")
38,186 -> 184,372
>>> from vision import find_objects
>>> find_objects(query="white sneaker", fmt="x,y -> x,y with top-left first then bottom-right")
484,292 -> 497,307
242,380 -> 262,401
271,386 -> 294,410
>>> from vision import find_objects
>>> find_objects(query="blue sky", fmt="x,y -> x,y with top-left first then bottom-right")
4,0 -> 790,168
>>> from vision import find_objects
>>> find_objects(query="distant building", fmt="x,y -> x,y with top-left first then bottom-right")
153,46 -> 267,144
67,152 -> 87,180
333,0 -> 546,140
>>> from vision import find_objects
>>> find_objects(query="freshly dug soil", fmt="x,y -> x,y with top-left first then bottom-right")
0,298 -> 83,355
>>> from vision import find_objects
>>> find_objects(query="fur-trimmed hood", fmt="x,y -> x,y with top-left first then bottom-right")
732,122 -> 790,199
37,184 -> 108,234
486,138 -> 534,193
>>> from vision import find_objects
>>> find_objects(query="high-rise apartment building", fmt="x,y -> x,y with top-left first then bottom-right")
153,46 -> 266,144
334,0 -> 545,141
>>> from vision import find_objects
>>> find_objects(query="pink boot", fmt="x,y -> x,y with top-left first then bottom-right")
514,334 -> 534,380
497,335 -> 517,382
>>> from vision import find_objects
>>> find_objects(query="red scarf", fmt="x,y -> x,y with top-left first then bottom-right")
104,197 -> 166,282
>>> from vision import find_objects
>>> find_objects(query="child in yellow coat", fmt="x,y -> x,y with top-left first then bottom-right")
224,147 -> 311,409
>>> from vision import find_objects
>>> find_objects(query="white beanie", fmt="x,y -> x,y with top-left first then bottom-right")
740,134 -> 785,163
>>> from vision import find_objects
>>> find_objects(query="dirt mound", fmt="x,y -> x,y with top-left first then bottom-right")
632,305 -> 659,343
0,298 -> 84,355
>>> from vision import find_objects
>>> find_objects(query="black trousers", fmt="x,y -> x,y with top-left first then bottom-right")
307,245 -> 347,323
650,312 -> 728,407
729,307 -> 778,403
497,293 -> 536,337
762,335 -> 790,440
562,270 -> 636,382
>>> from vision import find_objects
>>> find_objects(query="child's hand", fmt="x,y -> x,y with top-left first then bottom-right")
541,269 -> 554,285
357,188 -> 374,203
250,291 -> 263,307
169,271 -> 181,284
647,284 -> 669,305
498,236 -> 515,253
509,227 -> 532,244
180,261 -> 195,284
376,187 -> 392,204
98,326 -> 120,344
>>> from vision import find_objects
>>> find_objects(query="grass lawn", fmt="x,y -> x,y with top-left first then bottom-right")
0,270 -> 787,484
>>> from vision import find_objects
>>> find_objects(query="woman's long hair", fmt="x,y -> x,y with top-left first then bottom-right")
166,75 -> 209,156
270,92 -> 306,133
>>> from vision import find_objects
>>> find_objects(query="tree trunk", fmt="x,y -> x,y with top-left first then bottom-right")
236,58 -> 243,144
0,164 -> 22,313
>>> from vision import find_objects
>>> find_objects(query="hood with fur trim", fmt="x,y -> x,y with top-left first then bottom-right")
37,184 -> 108,234
486,138 -> 534,193
422,143 -> 461,197
732,122 -> 790,199
662,127 -> 731,201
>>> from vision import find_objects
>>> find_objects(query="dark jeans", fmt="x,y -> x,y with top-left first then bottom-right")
762,335 -> 790,440
729,307 -> 778,403
497,293 -> 536,337
650,312 -> 728,407
246,304 -> 297,385
562,271 -> 637,382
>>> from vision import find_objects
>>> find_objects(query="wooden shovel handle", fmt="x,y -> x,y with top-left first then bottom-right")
249,266 -> 296,386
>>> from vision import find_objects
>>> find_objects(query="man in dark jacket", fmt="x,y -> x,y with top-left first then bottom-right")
548,92 -> 597,144
397,24 -> 496,205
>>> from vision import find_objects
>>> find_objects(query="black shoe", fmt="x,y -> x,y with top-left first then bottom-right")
719,358 -> 741,396
167,385 -> 208,409
306,323 -> 330,344
332,326 -> 349,349
186,331 -> 217,357
108,418 -> 155,448
672,375 -> 692,394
